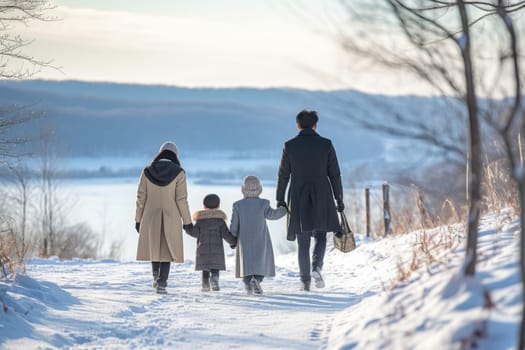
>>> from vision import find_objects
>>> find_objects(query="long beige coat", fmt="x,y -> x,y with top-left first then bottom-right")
135,171 -> 192,262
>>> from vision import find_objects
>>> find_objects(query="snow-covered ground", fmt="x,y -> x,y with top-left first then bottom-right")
0,210 -> 521,349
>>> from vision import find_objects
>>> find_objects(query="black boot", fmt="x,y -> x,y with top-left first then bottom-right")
301,279 -> 311,292
202,271 -> 211,292
156,262 -> 170,294
151,262 -> 160,288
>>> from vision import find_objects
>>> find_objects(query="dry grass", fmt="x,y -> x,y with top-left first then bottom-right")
0,238 -> 15,278
344,157 -> 518,240
481,158 -> 519,214
0,211 -> 18,315
343,157 -> 515,289
391,224 -> 463,288
0,215 -> 28,278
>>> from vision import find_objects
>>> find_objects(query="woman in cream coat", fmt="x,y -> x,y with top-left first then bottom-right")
135,141 -> 192,294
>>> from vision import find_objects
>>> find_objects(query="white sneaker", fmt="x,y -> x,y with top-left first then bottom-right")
251,277 -> 263,294
311,269 -> 325,289
152,272 -> 159,288
244,280 -> 253,294
210,274 -> 220,291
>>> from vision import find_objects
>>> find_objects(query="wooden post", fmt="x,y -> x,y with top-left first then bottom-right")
382,183 -> 392,235
416,189 -> 432,228
365,188 -> 371,237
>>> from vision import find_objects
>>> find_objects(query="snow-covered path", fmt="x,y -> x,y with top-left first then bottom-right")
1,212 -> 521,350
6,243 -> 369,350
29,262 -> 355,349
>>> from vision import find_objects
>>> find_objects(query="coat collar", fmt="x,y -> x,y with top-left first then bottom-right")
192,209 -> 227,221
298,128 -> 319,137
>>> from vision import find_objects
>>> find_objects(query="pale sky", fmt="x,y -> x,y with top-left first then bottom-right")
13,0 -> 429,93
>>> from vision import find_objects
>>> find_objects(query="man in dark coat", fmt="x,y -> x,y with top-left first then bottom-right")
276,110 -> 344,291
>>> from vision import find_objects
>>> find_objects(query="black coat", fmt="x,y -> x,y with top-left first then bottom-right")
276,128 -> 343,241
186,209 -> 237,271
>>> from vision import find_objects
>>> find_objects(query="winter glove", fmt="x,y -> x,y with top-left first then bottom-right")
277,201 -> 289,212
336,200 -> 345,213
230,244 -> 237,249
135,222 -> 140,233
334,231 -> 343,238
183,223 -> 194,234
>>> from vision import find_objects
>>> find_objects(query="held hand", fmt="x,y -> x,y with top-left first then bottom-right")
277,201 -> 289,212
336,200 -> 345,213
334,231 -> 343,238
183,223 -> 194,233
135,222 -> 140,233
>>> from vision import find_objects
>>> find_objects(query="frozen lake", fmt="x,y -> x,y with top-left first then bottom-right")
62,177 -> 296,261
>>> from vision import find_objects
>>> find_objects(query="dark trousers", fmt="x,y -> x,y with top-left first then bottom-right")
151,261 -> 171,288
202,269 -> 219,280
297,231 -> 327,282
242,275 -> 264,285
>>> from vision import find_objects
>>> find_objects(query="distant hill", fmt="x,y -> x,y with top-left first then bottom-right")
0,80 -> 455,181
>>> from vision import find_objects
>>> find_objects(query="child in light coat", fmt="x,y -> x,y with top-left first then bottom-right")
230,176 -> 287,294
184,194 -> 237,292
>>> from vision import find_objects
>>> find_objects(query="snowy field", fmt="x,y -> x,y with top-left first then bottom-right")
0,208 -> 521,349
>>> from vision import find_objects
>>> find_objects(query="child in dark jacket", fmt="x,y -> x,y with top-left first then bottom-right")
184,194 -> 237,292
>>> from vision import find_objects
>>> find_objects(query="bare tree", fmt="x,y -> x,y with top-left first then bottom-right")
0,0 -> 59,288
456,0 -> 482,277
0,0 -> 55,79
5,162 -> 34,261
38,127 -> 62,257
0,0 -> 55,164
487,1 -> 525,347
0,105 -> 41,163
338,0 -> 525,275
338,1 -> 524,347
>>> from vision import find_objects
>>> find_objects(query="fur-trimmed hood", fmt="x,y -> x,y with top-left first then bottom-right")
192,209 -> 227,222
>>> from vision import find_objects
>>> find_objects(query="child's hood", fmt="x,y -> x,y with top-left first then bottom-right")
192,209 -> 227,222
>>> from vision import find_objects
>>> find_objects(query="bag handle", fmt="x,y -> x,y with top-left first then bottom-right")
339,212 -> 352,234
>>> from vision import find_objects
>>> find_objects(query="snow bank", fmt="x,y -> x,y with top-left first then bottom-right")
326,212 -> 522,350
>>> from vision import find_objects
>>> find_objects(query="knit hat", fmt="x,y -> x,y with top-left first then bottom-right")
203,194 -> 220,209
158,141 -> 178,156
241,175 -> 262,198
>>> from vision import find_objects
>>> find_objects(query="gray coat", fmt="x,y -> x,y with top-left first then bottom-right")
186,209 -> 237,271
230,198 -> 287,278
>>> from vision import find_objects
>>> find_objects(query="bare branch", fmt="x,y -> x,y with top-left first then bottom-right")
0,1 -> 57,79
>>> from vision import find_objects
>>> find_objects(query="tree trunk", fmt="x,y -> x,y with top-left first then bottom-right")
518,179 -> 525,350
457,0 -> 481,277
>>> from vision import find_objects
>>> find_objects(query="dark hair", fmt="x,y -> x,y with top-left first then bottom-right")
203,194 -> 220,209
153,149 -> 180,166
296,110 -> 319,129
